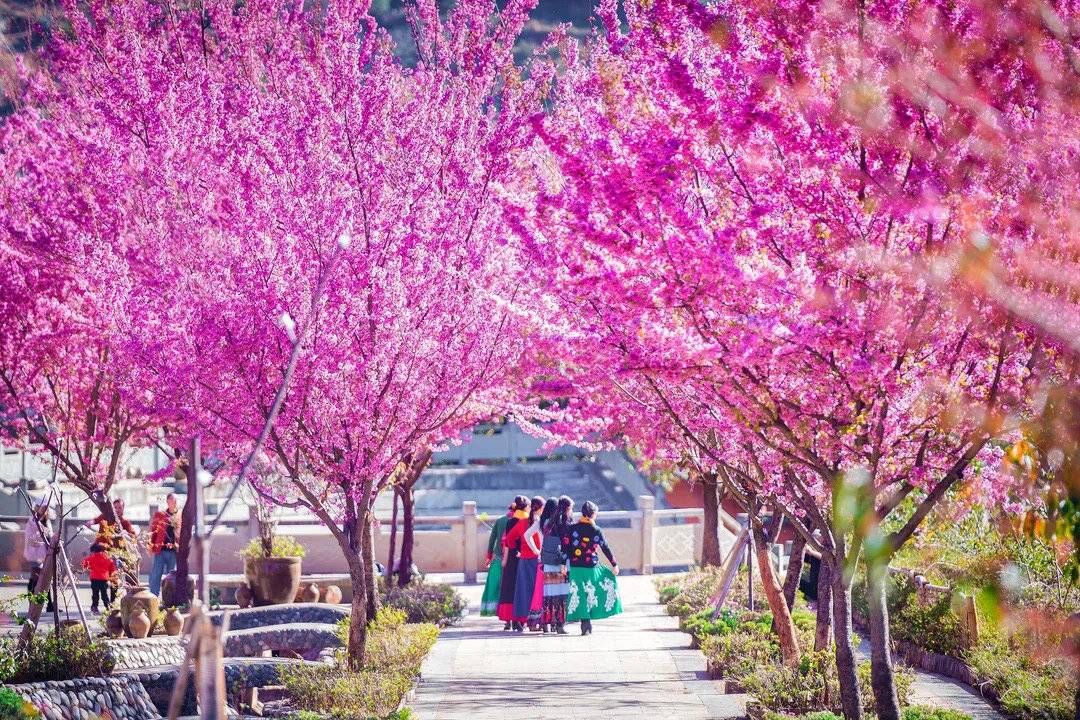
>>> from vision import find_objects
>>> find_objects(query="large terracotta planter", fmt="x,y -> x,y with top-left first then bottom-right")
120,586 -> 160,637
160,572 -> 195,608
245,557 -> 302,606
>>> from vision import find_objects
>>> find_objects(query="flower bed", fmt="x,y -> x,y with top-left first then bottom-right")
657,568 -> 917,718
278,607 -> 438,719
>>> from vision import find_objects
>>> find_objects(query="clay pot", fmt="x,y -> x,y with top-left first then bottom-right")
121,586 -> 160,638
245,557 -> 302,606
104,611 -> 124,639
322,585 -> 343,605
160,572 -> 196,608
298,583 -> 320,603
163,607 -> 184,636
235,584 -> 253,609
129,609 -> 152,639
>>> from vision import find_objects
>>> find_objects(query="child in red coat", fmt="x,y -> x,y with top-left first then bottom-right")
82,543 -> 117,613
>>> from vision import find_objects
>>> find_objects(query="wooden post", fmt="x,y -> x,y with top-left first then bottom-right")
187,437 -> 212,607
638,495 -> 655,574
196,615 -> 227,720
462,501 -> 478,584
708,526 -> 750,614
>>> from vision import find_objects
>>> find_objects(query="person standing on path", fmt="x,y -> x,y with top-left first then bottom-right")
82,543 -> 117,614
23,497 -> 54,612
514,496 -> 545,631
496,495 -> 530,629
540,495 -> 573,634
87,497 -> 139,587
481,502 -> 515,622
564,500 -> 622,635
148,493 -> 182,596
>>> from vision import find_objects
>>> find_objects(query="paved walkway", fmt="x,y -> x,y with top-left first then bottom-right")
854,638 -> 1005,720
410,575 -> 748,719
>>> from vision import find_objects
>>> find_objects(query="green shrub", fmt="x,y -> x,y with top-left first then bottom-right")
0,626 -> 116,683
700,624 -> 780,682
742,652 -> 915,716
0,688 -> 41,720
683,607 -> 741,639
852,572 -> 968,656
900,706 -> 973,720
965,635 -> 1076,720
241,535 -> 306,559
801,713 -> 843,720
658,585 -> 682,604
742,651 -> 837,715
381,582 -> 466,626
281,610 -> 438,719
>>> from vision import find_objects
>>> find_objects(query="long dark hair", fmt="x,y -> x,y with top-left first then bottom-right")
552,495 -> 574,533
539,497 -> 558,531
529,495 -> 545,523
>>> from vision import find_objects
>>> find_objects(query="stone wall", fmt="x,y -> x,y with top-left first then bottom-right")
3,675 -> 161,720
208,603 -> 349,631
224,623 -> 342,658
126,657 -> 322,717
104,636 -> 187,671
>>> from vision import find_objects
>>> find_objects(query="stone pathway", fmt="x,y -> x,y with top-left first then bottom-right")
410,575 -> 748,719
854,638 -> 1006,720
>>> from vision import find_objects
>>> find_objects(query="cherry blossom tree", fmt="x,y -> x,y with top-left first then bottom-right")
0,102 -> 166,520
508,1 -> 1070,717
2,0 -> 547,667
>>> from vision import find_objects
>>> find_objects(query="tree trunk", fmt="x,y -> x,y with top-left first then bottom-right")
751,522 -> 800,666
361,511 -> 380,621
867,565 -> 901,720
701,474 -> 723,567
831,553 -> 864,720
398,487 -> 416,587
174,467 -> 198,606
345,555 -> 368,671
386,487 -> 399,580
815,552 -> 833,652
782,534 -> 806,610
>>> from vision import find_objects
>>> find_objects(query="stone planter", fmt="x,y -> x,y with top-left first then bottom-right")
245,557 -> 302,606
120,586 -> 160,638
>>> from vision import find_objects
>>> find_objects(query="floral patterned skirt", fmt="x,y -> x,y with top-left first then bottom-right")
542,565 -> 568,625
565,564 -> 623,621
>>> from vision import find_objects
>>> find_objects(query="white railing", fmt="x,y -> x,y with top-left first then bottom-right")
1,494 -> 741,581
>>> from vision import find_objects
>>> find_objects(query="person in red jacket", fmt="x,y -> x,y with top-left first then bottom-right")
502,496 -> 545,632
82,543 -> 117,614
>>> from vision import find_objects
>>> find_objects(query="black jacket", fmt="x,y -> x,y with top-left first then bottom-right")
562,520 -> 616,568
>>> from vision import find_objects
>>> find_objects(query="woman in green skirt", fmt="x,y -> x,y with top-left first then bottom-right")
480,503 -> 515,621
563,500 -> 622,634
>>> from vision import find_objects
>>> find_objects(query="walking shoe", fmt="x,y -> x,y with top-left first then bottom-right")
541,623 -> 549,634
503,621 -> 512,631
91,607 -> 100,615
513,622 -> 525,632
556,624 -> 568,635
